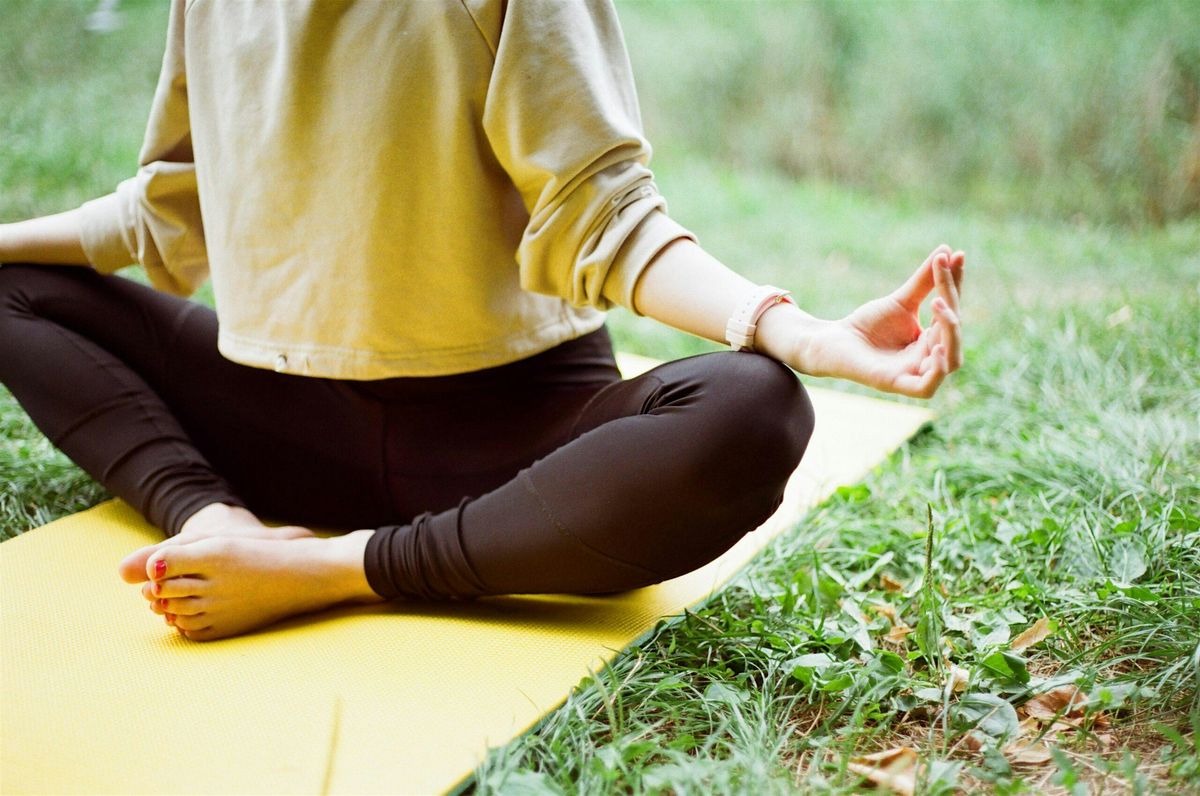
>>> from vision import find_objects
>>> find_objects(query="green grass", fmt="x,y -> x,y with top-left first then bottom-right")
3,1 -> 1199,793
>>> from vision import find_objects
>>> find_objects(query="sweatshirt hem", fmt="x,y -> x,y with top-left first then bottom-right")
217,311 -> 608,379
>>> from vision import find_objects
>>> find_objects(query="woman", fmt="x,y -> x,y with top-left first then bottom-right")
0,0 -> 963,641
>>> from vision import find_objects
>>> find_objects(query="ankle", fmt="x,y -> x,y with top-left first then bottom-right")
315,531 -> 385,605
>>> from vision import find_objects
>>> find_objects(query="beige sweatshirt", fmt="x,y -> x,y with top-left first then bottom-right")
77,0 -> 694,378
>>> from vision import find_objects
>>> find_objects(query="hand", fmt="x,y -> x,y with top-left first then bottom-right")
798,245 -> 964,398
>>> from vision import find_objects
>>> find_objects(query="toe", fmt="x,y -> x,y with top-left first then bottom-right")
119,541 -> 167,583
121,534 -> 198,583
147,537 -> 229,583
159,596 -> 208,616
180,627 -> 220,642
142,576 -> 208,600
172,613 -> 210,632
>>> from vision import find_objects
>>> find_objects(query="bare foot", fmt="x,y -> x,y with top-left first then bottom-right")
141,531 -> 383,641
118,503 -> 314,584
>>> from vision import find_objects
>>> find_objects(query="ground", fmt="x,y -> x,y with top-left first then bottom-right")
2,1 -> 1198,793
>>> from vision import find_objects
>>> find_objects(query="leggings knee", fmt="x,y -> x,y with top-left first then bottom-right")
695,352 -> 814,490
628,353 -> 814,582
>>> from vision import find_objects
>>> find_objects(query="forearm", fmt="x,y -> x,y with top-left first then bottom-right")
0,208 -> 91,266
630,238 -> 830,372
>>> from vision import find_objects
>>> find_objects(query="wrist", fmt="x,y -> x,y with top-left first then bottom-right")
0,223 -> 13,263
753,302 -> 833,374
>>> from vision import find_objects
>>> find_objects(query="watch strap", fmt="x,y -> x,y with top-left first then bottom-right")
725,285 -> 794,352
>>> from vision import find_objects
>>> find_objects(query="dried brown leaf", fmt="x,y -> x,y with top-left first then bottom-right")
947,663 -> 971,693
1017,716 -> 1042,736
1023,685 -> 1089,720
958,730 -> 987,752
880,573 -> 905,592
1010,617 -> 1054,652
1005,740 -> 1054,766
871,602 -> 899,623
848,747 -> 919,796
886,623 -> 914,643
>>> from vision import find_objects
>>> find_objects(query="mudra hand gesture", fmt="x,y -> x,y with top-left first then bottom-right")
775,244 -> 965,398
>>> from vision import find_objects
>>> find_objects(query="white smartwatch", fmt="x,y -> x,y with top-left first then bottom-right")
725,285 -> 795,352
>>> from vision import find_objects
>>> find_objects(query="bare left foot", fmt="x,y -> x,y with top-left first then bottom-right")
141,532 -> 383,641
118,503 -> 314,585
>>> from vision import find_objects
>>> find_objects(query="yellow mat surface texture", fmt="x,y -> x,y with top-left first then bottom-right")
0,352 -> 931,795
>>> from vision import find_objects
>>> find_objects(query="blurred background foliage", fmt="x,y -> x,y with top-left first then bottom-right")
621,0 -> 1199,225
2,0 -> 1197,228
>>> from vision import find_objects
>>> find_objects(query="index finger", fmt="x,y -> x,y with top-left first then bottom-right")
892,245 -> 952,311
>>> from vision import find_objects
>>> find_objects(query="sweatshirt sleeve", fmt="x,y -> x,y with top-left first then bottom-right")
479,0 -> 695,315
76,0 -> 208,297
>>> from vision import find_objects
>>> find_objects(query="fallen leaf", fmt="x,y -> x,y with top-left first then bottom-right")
1036,718 -> 1085,735
871,602 -> 898,623
1005,740 -> 1054,766
848,747 -> 919,796
886,623 -> 914,643
1022,686 -> 1104,734
947,663 -> 971,694
1010,617 -> 1054,652
880,573 -> 905,592
853,747 -> 917,766
1022,685 -> 1089,721
958,730 -> 987,752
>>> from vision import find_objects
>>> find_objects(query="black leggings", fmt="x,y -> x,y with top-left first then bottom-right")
0,264 -> 814,600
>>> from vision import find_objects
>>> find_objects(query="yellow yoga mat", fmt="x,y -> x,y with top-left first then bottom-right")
0,352 -> 931,795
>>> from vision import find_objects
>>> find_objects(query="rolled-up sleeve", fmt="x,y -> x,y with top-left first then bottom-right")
77,0 -> 208,297
480,0 -> 695,315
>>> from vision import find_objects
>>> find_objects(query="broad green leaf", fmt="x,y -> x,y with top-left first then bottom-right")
980,651 -> 1030,685
1109,537 -> 1147,584
702,682 -> 747,706
948,693 -> 1020,740
820,673 -> 856,692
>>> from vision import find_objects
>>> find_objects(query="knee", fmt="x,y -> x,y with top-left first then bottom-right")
698,352 -> 814,486
640,353 -> 814,576
0,263 -> 50,316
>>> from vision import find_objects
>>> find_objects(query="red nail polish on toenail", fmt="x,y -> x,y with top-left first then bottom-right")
153,582 -> 162,596
154,559 -> 166,578
165,613 -> 175,624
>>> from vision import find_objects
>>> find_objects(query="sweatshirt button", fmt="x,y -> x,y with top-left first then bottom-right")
274,354 -> 287,372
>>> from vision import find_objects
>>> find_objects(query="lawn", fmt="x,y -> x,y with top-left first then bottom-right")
2,1 -> 1198,793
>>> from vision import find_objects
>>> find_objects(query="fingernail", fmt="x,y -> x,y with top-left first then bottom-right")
153,582 -> 162,596
165,613 -> 176,624
158,599 -> 167,611
154,559 -> 166,579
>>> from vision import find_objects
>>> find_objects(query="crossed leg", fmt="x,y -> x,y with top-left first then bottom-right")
0,264 -> 814,640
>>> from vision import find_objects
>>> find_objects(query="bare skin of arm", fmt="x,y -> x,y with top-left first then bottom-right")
0,210 -> 91,265
125,236 -> 964,640
630,237 -> 965,399
5,206 -> 963,640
